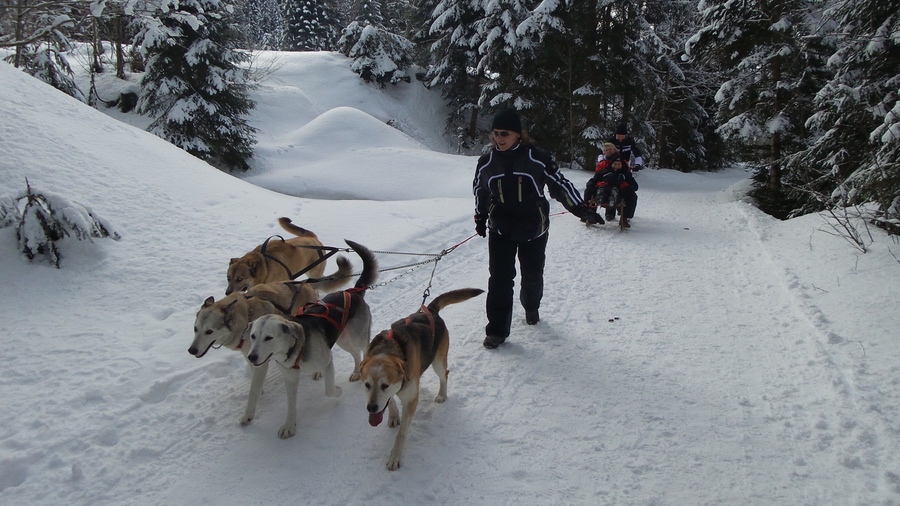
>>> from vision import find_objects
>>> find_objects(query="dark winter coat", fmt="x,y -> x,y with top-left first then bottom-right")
608,135 -> 643,163
474,143 -> 585,242
587,160 -> 639,197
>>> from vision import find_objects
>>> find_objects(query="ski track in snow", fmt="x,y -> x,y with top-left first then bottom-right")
2,169 -> 899,505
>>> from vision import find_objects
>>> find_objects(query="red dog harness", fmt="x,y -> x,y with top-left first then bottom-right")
289,287 -> 366,369
384,305 -> 435,342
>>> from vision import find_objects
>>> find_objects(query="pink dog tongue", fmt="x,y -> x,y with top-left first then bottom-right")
369,410 -> 384,427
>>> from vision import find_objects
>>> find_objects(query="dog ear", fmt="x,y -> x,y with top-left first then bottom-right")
229,258 -> 238,265
285,320 -> 305,338
394,356 -> 409,382
203,296 -> 215,307
247,254 -> 263,275
223,299 -> 239,329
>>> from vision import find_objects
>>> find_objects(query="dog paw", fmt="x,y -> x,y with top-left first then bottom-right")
312,372 -> 323,380
327,386 -> 342,398
386,455 -> 402,471
278,424 -> 296,439
388,416 -> 401,428
434,394 -> 446,404
348,372 -> 361,382
239,414 -> 254,426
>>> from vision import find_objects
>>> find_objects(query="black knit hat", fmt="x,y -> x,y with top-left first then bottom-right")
492,109 -> 522,134
615,123 -> 628,135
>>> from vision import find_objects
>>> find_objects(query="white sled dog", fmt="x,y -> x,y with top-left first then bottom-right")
246,239 -> 377,439
360,288 -> 484,470
190,256 -> 351,426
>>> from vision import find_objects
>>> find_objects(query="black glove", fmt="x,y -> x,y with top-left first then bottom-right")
582,211 -> 604,225
474,216 -> 487,237
575,203 -> 604,225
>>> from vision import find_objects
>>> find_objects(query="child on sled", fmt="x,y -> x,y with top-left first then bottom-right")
583,148 -> 639,228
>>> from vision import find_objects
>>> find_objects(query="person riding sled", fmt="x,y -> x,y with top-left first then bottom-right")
608,123 -> 644,171
584,153 -> 639,228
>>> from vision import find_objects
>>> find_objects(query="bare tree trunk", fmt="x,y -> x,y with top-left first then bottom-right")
113,14 -> 125,79
769,56 -> 782,191
13,0 -> 26,67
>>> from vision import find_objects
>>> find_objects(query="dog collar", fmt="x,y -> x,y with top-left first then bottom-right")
287,334 -> 303,369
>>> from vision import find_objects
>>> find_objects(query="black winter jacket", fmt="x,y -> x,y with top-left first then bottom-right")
589,166 -> 639,193
474,143 -> 585,242
608,135 -> 643,162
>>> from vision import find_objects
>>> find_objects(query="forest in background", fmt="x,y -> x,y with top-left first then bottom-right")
1,0 -> 897,227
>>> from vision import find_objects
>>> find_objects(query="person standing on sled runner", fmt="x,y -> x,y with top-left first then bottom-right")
584,152 -> 639,228
474,108 -> 603,349
607,123 -> 644,171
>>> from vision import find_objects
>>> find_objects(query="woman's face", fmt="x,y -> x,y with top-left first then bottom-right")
602,146 -> 616,156
493,130 -> 520,151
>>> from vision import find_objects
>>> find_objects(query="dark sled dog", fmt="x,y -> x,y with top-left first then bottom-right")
360,288 -> 484,470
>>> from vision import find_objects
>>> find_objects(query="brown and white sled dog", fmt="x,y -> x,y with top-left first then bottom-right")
360,287 -> 484,470
189,256 -> 351,426
226,217 -> 329,295
246,239 -> 377,439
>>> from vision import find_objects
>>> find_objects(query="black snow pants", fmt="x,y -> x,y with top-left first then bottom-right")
484,230 -> 549,338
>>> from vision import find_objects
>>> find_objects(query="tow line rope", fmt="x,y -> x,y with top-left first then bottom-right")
290,234 -> 479,305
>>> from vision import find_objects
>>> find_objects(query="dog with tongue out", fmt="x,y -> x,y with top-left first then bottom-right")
360,288 -> 484,470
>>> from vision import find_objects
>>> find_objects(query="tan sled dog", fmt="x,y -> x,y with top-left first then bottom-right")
361,288 -> 484,470
226,217 -> 329,295
246,239 -> 377,439
190,256 -> 351,426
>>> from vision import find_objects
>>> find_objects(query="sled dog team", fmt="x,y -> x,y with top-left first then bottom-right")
189,217 -> 483,470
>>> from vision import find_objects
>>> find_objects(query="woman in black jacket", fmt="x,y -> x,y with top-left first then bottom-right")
473,109 -> 602,349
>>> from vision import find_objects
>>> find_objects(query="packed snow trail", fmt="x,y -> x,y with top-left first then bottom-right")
143,168 -> 888,505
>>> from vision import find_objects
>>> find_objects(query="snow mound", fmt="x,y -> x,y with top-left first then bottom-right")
294,106 -> 427,151
242,106 -> 475,201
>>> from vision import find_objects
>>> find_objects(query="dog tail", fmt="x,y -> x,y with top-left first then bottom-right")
310,254 -> 353,293
426,288 -> 485,314
344,239 -> 379,291
278,217 -> 318,238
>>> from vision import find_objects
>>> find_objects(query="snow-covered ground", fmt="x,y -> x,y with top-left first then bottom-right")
1,54 -> 899,505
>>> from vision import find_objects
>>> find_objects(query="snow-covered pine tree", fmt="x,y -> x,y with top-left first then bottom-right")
282,0 -> 341,51
686,0 -> 825,203
516,1 -> 656,168
788,0 -> 899,227
0,0 -> 83,99
424,0 -> 484,149
473,0 -> 528,113
340,0 -> 414,86
234,0 -> 284,49
134,0 -> 257,172
0,181 -> 121,268
642,0 -> 723,172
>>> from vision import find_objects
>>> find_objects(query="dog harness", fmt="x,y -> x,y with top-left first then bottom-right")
259,235 -> 338,280
288,287 -> 366,369
384,305 -> 435,342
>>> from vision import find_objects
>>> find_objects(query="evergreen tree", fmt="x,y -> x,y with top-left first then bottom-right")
473,0 -> 528,111
788,0 -> 899,225
135,0 -> 257,172
340,0 -> 415,86
642,0 -> 723,171
234,0 -> 283,49
516,1 -> 657,168
423,0 -> 483,149
686,0 -> 825,197
282,0 -> 341,51
0,0 -> 82,99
